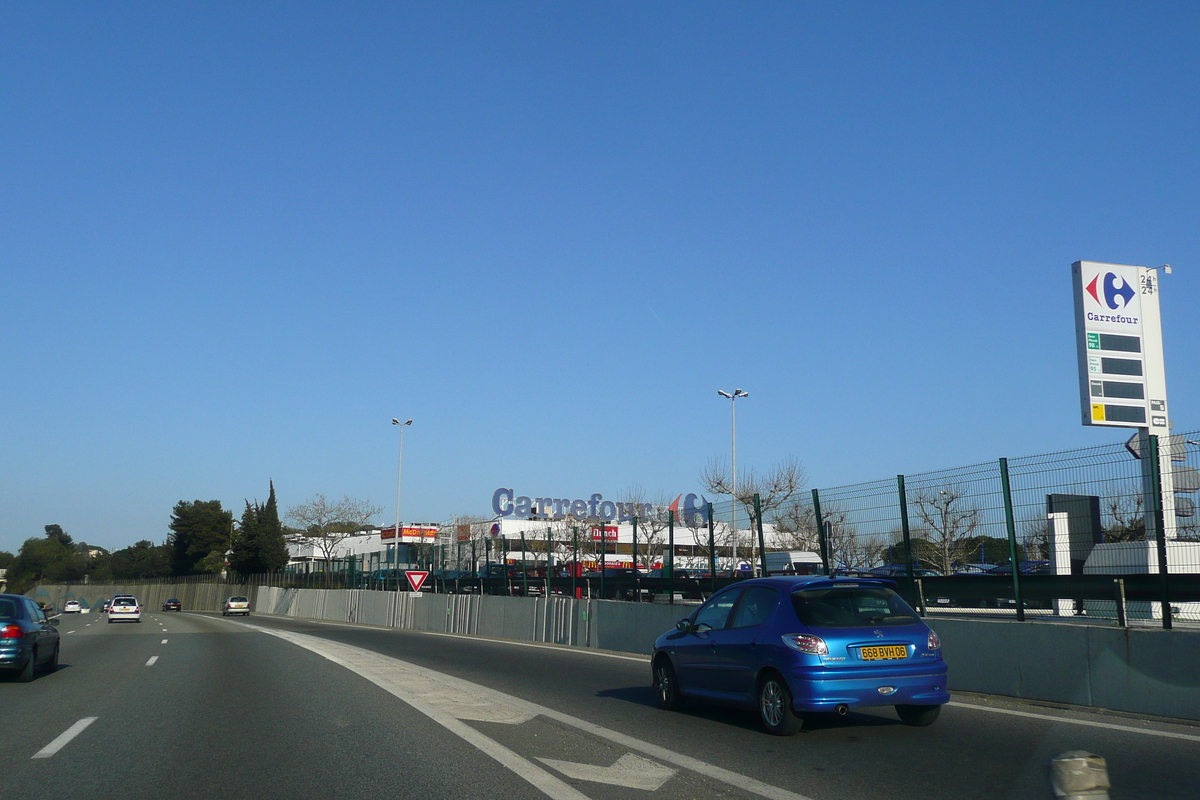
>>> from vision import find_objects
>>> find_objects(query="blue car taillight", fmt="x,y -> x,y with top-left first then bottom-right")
927,630 -> 941,650
782,633 -> 828,655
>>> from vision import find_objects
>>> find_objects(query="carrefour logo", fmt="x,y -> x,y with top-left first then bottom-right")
1085,272 -> 1135,310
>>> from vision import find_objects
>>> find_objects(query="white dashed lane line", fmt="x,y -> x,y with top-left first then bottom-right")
145,656 -> 159,666
161,639 -> 168,644
32,717 -> 98,759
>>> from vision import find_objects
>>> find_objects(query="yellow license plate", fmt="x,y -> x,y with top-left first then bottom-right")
860,645 -> 907,660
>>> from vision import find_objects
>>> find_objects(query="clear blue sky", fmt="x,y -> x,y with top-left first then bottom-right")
3,2 -> 1198,553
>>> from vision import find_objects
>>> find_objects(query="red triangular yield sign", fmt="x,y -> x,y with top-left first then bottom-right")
405,570 -> 430,592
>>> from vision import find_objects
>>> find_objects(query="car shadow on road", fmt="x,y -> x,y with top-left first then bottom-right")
595,685 -> 905,734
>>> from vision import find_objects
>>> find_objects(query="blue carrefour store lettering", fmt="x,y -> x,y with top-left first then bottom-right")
491,488 -> 708,525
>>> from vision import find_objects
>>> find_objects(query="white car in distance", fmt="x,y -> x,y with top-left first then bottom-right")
63,600 -> 82,614
108,597 -> 141,623
222,596 -> 250,616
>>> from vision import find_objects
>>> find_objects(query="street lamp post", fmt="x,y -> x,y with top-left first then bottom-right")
392,418 -> 413,582
717,389 -> 749,571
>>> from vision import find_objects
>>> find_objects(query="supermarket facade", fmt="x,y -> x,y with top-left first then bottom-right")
288,488 -> 789,573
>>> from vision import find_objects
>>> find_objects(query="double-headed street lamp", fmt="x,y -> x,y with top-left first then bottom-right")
717,389 -> 748,567
392,418 -> 413,570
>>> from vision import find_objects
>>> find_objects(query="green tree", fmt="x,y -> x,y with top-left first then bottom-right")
168,500 -> 233,575
44,524 -> 73,547
0,551 -> 14,570
229,482 -> 290,575
7,527 -> 87,592
110,541 -> 172,580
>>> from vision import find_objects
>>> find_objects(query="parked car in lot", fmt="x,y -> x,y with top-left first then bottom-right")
162,599 -> 182,612
222,596 -> 250,616
0,593 -> 60,681
63,600 -> 82,614
866,565 -> 942,579
652,576 -> 949,735
108,596 -> 141,623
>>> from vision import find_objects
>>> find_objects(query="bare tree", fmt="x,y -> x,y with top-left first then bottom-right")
620,484 -> 672,569
285,494 -> 383,563
770,499 -> 822,552
1020,515 -> 1051,560
1102,493 -> 1146,542
909,485 -> 980,575
771,499 -> 874,569
701,457 -> 806,563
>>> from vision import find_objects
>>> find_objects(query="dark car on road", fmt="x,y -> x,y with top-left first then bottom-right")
652,576 -> 949,735
0,593 -> 60,682
162,598 -> 182,612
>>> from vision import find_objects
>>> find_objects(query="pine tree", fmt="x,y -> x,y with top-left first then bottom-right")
260,481 -> 289,572
228,482 -> 290,575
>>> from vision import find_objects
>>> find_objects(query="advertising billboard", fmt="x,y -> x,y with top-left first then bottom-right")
1072,261 -> 1168,430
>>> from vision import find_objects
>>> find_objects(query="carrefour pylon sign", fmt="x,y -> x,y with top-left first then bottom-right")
1072,261 -> 1168,430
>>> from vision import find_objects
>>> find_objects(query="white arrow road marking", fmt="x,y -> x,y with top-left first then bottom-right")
229,620 -> 815,800
538,754 -> 677,791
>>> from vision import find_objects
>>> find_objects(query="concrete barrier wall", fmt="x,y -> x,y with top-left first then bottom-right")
32,583 -> 1200,721
934,617 -> 1200,720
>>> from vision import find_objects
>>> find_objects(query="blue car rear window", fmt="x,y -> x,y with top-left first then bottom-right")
0,598 -> 20,620
791,586 -> 918,628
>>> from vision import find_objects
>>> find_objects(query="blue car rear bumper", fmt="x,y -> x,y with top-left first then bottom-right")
787,663 -> 950,712
0,642 -> 32,671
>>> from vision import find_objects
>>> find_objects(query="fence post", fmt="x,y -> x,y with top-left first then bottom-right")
520,530 -> 529,598
598,520 -> 606,601
897,475 -> 918,610
999,457 -> 1025,622
707,502 -> 716,593
754,494 -> 768,576
1114,579 -> 1127,628
812,489 -> 829,575
668,510 -> 675,605
1148,434 -> 1172,630
632,515 -> 640,603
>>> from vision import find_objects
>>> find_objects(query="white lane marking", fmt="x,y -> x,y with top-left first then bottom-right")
161,639 -> 168,644
145,656 -> 158,666
66,630 -> 76,634
947,702 -> 1200,742
230,620 -> 814,800
538,754 -> 676,791
32,717 -> 98,759
85,624 -> 91,627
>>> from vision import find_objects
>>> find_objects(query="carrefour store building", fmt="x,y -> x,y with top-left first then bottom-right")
476,487 -> 769,571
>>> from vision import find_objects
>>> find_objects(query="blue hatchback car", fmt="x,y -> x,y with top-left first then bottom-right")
652,576 -> 949,735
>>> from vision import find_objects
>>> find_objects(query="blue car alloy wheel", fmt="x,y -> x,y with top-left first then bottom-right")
651,576 -> 949,735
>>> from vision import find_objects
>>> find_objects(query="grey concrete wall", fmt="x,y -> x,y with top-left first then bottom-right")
34,583 -> 1200,721
931,617 -> 1200,720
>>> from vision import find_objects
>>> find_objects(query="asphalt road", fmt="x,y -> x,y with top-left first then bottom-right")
1,609 -> 1196,800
